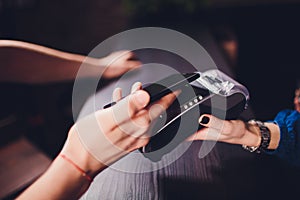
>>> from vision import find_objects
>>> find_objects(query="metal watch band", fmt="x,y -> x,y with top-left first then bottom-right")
242,120 -> 271,153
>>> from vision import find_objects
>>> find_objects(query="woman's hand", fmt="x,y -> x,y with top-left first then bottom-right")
99,51 -> 142,78
189,114 -> 280,150
62,82 -> 178,177
17,83 -> 178,200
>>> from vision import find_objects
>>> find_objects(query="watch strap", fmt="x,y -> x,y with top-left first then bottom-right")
242,120 -> 271,153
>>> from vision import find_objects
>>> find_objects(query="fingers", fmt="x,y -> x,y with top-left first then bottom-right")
112,81 -> 142,101
112,81 -> 142,103
110,50 -> 139,63
100,85 -> 179,139
187,127 -> 220,141
198,114 -> 223,130
198,114 -> 246,138
190,114 -> 249,144
104,124 -> 150,152
107,90 -> 150,126
115,51 -> 141,67
186,115 -> 224,141
113,50 -> 133,58
148,90 -> 181,120
112,87 -> 122,102
123,60 -> 142,70
199,114 -> 240,135
116,50 -> 137,60
119,90 -> 180,137
131,82 -> 142,93
101,50 -> 142,79
102,88 -> 179,135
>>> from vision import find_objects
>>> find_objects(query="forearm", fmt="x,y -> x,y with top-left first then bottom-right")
17,156 -> 91,200
16,86 -> 172,199
18,127 -> 107,199
0,40 -> 103,83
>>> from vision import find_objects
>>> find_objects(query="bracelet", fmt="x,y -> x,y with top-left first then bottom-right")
242,120 -> 271,153
59,154 -> 93,183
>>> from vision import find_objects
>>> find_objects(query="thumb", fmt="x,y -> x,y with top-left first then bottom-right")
109,90 -> 150,125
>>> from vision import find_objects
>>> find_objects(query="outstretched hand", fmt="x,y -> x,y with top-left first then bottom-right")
17,83 -> 178,200
189,114 -> 280,149
63,82 -> 179,175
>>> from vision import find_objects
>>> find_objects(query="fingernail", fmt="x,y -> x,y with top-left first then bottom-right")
199,116 -> 210,124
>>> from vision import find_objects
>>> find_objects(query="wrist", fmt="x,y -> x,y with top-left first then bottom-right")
61,126 -> 106,178
264,122 -> 280,150
242,120 -> 271,153
44,156 -> 92,198
245,121 -> 262,147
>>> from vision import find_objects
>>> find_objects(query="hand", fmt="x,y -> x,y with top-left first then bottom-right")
189,114 -> 280,149
17,84 -> 178,200
61,82 -> 178,177
99,50 -> 142,78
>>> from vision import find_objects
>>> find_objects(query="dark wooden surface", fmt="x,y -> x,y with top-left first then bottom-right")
0,138 -> 51,199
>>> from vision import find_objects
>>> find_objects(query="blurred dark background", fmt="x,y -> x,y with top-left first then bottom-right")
0,0 -> 299,158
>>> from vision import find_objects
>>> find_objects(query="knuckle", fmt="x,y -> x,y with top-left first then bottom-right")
138,115 -> 151,127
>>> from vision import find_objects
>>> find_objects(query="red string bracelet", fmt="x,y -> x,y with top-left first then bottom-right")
59,154 -> 93,183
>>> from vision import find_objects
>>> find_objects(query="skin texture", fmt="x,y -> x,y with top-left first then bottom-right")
191,88 -> 300,149
190,114 -> 280,150
17,83 -> 178,200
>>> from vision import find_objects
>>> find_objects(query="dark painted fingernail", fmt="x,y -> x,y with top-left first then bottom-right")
199,116 -> 210,124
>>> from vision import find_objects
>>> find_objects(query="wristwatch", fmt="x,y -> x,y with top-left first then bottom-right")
242,120 -> 271,153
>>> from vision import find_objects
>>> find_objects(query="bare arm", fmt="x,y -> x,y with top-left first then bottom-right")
0,40 -> 141,84
17,84 -> 178,199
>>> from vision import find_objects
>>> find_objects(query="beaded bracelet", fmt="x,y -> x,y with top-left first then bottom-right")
59,154 -> 93,183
